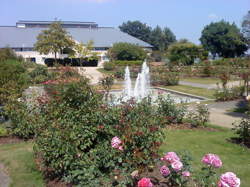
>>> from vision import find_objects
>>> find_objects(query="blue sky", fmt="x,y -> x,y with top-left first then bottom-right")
1,0 -> 249,43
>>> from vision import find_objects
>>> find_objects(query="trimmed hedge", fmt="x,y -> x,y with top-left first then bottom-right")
45,58 -> 98,67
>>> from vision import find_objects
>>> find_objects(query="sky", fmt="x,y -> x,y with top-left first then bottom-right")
0,0 -> 249,44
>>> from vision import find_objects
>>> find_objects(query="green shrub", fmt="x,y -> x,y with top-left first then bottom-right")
108,42 -> 147,61
214,86 -> 244,101
157,95 -> 186,123
103,62 -> 115,71
34,80 -> 167,186
114,60 -> 143,66
29,65 -> 56,84
187,103 -> 210,127
0,126 -> 8,137
232,118 -> 250,145
151,72 -> 180,86
0,48 -> 23,62
0,60 -> 31,105
167,42 -> 208,65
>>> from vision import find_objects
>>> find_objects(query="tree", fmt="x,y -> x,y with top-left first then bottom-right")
242,10 -> 250,46
107,42 -> 146,61
119,21 -> 176,51
200,21 -> 248,58
119,21 -> 152,43
167,41 -> 208,65
34,21 -> 75,63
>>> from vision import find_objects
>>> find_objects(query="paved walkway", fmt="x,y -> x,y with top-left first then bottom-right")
0,164 -> 10,187
76,67 -> 103,85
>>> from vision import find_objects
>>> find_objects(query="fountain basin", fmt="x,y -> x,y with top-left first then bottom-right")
108,87 -> 208,104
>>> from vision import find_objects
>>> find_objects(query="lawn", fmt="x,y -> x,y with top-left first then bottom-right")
0,142 -> 44,187
181,77 -> 220,84
165,85 -> 216,99
160,128 -> 250,187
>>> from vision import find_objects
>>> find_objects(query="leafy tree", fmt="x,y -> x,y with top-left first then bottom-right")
73,40 -> 97,61
200,21 -> 248,58
150,26 -> 176,51
242,10 -> 250,46
119,21 -> 176,51
150,26 -> 165,51
167,41 -> 208,65
119,21 -> 152,43
107,42 -> 146,61
34,21 -> 75,63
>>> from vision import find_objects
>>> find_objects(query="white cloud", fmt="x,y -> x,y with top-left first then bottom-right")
208,13 -> 218,19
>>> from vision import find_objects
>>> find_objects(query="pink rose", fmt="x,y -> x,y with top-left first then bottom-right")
118,146 -> 123,151
218,172 -> 240,187
161,152 -> 180,163
160,165 -> 171,177
171,160 -> 183,172
182,171 -> 191,177
202,154 -> 222,168
138,178 -> 153,187
111,136 -> 122,149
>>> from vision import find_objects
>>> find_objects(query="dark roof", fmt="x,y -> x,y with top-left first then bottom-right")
0,26 -> 152,48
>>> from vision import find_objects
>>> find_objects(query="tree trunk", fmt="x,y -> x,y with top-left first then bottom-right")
54,52 -> 57,64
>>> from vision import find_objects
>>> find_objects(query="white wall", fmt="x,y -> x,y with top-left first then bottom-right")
15,50 -> 108,67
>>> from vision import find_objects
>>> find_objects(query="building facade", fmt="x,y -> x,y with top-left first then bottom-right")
0,21 -> 152,66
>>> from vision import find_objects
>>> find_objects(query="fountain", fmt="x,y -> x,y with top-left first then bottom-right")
123,61 -> 150,101
109,60 -> 206,104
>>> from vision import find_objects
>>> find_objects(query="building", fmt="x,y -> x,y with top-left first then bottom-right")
0,21 -> 152,66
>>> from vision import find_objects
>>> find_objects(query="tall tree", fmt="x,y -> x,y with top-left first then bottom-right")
167,41 -> 208,65
119,21 -> 176,51
242,10 -> 250,46
200,21 -> 248,58
119,21 -> 152,43
34,21 -> 75,63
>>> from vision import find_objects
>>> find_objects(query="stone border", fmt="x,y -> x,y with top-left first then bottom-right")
110,87 -> 213,102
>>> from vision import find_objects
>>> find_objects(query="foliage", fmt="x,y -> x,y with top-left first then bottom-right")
232,118 -> 250,145
113,60 -> 143,66
119,21 -> 176,51
157,95 -> 186,123
242,10 -> 250,46
214,86 -> 244,101
150,26 -> 176,51
200,21 -> 248,58
5,100 -> 43,139
151,71 -> 180,86
167,41 -> 208,65
0,60 -> 31,105
72,40 -> 98,62
108,42 -> 147,61
28,65 -> 55,84
34,80 -> 167,186
99,75 -> 114,100
0,47 -> 23,62
187,103 -> 210,127
0,126 -> 8,137
119,21 -> 152,44
34,21 -> 75,62
103,62 -> 116,71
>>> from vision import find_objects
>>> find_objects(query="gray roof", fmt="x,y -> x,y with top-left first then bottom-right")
0,26 -> 152,48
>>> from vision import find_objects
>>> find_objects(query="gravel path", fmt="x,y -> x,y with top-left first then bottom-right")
0,163 -> 10,187
76,67 -> 103,85
207,100 -> 248,128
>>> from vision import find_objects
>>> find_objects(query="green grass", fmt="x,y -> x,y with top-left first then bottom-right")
0,142 -> 44,187
97,68 -> 115,75
181,77 -> 220,84
160,128 -> 250,187
165,85 -> 216,99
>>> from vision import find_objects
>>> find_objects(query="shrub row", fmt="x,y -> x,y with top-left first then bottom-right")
45,58 -> 98,67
